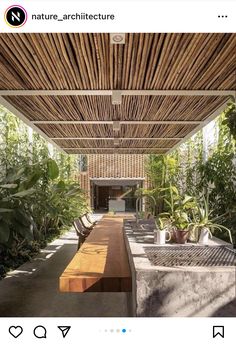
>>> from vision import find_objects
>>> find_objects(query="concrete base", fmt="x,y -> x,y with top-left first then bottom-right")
0,223 -> 131,317
136,269 -> 236,317
124,221 -> 236,317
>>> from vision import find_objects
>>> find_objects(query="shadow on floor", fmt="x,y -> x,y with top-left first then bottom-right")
0,227 -> 130,317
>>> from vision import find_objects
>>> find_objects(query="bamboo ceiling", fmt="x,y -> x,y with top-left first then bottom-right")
0,33 -> 235,154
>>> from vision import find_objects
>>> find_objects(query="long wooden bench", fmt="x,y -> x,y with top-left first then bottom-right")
60,216 -> 132,292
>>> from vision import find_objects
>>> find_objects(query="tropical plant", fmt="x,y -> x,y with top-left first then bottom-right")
145,155 -> 179,213
159,184 -> 195,231
0,158 -> 87,244
31,180 -> 87,236
0,106 -> 88,278
192,195 -> 233,243
146,103 -> 236,244
222,100 -> 236,141
0,167 -> 38,245
155,217 -> 172,231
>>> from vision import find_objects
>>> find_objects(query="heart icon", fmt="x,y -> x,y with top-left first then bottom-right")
9,326 -> 23,338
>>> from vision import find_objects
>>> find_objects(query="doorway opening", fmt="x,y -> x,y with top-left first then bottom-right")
91,178 -> 145,212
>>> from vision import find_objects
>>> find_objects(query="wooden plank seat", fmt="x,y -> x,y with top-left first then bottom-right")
60,216 -> 132,292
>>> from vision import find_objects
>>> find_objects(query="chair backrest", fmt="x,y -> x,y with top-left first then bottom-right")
81,215 -> 93,229
137,218 -> 156,231
86,213 -> 95,225
138,219 -> 156,226
74,219 -> 86,235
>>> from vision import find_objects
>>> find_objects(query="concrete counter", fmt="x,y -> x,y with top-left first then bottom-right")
123,220 -> 236,317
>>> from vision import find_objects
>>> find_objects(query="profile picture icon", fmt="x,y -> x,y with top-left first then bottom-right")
5,5 -> 27,28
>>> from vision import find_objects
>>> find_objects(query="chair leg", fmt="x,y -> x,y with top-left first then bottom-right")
77,235 -> 86,250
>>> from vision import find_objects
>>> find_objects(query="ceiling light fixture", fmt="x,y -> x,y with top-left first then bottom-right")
113,121 -> 121,131
114,138 -> 120,146
110,33 -> 125,44
112,90 -> 122,105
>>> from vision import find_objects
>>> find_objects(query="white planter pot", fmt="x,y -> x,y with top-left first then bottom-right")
198,227 -> 209,244
154,229 -> 171,245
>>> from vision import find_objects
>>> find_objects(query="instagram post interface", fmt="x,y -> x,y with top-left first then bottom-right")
0,1 -> 235,343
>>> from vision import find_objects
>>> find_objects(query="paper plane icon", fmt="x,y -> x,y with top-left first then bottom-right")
58,326 -> 71,338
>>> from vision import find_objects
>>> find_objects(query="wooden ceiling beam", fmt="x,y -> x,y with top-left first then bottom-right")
0,90 -> 234,96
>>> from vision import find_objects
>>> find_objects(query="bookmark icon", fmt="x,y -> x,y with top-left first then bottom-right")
213,326 -> 224,338
58,326 -> 71,338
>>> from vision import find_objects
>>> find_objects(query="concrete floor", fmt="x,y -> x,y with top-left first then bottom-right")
0,215 -> 131,317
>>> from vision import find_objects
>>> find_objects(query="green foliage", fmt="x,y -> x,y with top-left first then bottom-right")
0,105 -> 87,278
145,155 -> 179,213
222,100 -> 236,140
189,194 -> 232,243
47,158 -> 60,180
146,104 -> 236,244
159,184 -> 195,231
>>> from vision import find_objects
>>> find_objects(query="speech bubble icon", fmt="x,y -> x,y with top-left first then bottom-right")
33,326 -> 47,339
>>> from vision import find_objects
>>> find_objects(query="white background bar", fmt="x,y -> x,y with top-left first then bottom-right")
0,1 -> 235,32
1,318 -> 235,344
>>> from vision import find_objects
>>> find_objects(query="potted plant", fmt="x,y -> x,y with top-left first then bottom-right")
171,210 -> 192,244
192,195 -> 233,244
159,184 -> 195,244
154,217 -> 171,245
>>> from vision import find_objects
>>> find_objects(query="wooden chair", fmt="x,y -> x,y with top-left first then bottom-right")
85,212 -> 98,226
137,218 -> 156,231
80,214 -> 94,230
73,219 -> 91,250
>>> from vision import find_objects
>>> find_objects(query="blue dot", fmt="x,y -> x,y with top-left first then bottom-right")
122,329 -> 126,333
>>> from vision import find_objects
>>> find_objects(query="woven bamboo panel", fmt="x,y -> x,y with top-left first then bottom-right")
0,33 -> 235,90
3,95 -> 228,122
0,33 -> 235,154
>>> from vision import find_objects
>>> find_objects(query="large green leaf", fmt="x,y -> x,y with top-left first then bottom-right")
12,188 -> 35,198
65,186 -> 82,197
5,167 -> 25,183
0,220 -> 10,243
171,186 -> 179,195
0,208 -> 13,213
182,195 -> 194,205
13,221 -> 33,241
14,209 -> 32,227
56,180 -> 66,189
0,184 -> 18,189
47,159 -> 59,180
19,170 -> 43,190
